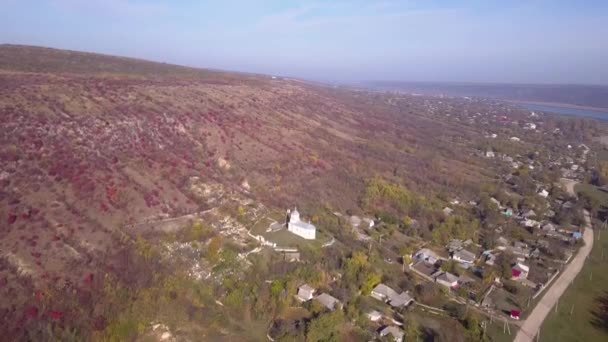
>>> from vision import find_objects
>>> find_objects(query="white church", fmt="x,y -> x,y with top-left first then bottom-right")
286,207 -> 316,240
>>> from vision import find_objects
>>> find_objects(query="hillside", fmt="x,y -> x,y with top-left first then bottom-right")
2,45 -> 601,340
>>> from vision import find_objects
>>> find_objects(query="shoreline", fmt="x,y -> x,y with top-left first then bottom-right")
508,100 -> 608,114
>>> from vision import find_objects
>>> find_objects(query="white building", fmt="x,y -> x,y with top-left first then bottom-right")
379,326 -> 404,342
413,248 -> 442,264
452,249 -> 477,264
287,208 -> 316,240
367,310 -> 382,322
296,284 -> 315,302
435,272 -> 459,288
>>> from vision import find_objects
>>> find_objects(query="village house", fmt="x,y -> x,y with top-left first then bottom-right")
413,248 -> 442,264
510,246 -> 531,260
443,207 -> 454,216
522,209 -> 537,218
485,150 -> 495,158
447,239 -> 463,252
523,219 -> 541,229
435,272 -> 459,288
286,207 -> 316,240
511,263 -> 530,280
371,283 -> 398,302
388,292 -> 414,308
541,223 -> 556,232
496,236 -> 509,247
379,326 -> 404,342
452,249 -> 477,264
296,284 -> 315,302
538,189 -> 549,198
367,310 -> 382,322
314,293 -> 341,311
483,250 -> 497,266
529,248 -> 541,259
371,284 -> 414,308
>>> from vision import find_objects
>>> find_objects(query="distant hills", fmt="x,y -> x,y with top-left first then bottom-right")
363,81 -> 608,111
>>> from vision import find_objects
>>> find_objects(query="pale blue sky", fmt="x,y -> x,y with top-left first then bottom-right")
2,0 -> 607,84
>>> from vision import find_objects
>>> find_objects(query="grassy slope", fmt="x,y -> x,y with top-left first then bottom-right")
539,222 -> 608,342
0,44 -> 248,81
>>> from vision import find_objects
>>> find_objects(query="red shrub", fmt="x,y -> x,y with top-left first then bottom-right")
25,306 -> 38,318
84,273 -> 94,285
49,310 -> 63,320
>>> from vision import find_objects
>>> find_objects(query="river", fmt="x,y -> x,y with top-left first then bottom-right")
520,103 -> 608,121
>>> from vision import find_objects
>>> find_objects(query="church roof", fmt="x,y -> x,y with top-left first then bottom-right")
291,220 -> 315,231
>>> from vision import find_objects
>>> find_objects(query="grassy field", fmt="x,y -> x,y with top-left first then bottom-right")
486,319 -> 519,342
595,148 -> 608,162
575,183 -> 608,208
263,228 -> 333,249
539,224 -> 608,342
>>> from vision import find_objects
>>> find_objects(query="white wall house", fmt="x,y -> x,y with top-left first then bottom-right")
296,284 -> 315,302
287,208 -> 316,240
538,189 -> 549,198
452,249 -> 476,264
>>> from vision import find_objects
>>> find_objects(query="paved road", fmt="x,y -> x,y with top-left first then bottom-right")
514,182 -> 594,342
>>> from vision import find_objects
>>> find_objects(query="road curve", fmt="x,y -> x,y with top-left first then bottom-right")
514,181 -> 594,341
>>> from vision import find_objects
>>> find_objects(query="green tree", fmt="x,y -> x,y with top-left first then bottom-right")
361,273 -> 381,295
463,312 -> 482,341
404,318 -> 421,341
306,311 -> 344,342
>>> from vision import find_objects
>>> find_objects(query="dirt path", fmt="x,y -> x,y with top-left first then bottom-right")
514,182 -> 594,342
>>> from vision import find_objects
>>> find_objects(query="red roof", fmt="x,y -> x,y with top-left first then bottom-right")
512,268 -> 521,278
511,310 -> 521,317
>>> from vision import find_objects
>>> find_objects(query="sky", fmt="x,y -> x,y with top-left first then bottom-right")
1,0 -> 608,84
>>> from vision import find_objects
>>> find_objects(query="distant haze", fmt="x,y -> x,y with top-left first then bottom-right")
2,0 -> 607,84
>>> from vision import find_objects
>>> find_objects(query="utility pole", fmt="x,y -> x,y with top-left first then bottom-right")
570,304 -> 575,316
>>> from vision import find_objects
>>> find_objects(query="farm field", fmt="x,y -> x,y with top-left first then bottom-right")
538,224 -> 608,342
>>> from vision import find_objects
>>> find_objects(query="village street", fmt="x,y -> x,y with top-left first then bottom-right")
514,181 -> 594,342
